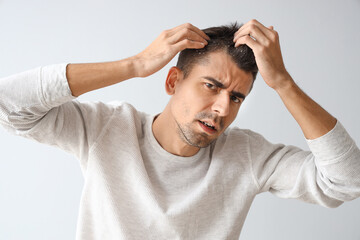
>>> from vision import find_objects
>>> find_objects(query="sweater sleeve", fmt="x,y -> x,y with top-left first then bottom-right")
248,121 -> 360,208
0,64 -> 116,172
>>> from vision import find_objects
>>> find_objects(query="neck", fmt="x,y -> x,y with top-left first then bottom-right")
152,105 -> 200,157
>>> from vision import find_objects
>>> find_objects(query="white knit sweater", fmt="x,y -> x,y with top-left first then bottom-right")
1,64 -> 360,239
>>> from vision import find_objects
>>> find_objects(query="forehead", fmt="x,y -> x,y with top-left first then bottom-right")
187,50 -> 253,94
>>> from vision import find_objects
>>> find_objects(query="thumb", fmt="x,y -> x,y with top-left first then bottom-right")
269,26 -> 274,30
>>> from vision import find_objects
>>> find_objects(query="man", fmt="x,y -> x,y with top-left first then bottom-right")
0,19 -> 359,239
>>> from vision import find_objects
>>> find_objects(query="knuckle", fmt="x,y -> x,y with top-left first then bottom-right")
250,19 -> 257,25
181,27 -> 189,34
181,28 -> 191,38
184,39 -> 191,44
269,32 -> 278,42
273,30 -> 279,38
259,45 -> 266,53
161,30 -> 169,37
249,23 -> 256,30
184,22 -> 192,28
268,31 -> 274,39
263,40 -> 271,47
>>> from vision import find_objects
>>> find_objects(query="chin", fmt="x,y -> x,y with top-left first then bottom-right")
185,132 -> 218,148
176,118 -> 221,148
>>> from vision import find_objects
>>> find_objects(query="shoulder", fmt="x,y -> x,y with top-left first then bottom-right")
218,125 -> 267,144
100,101 -> 151,127
75,100 -> 151,143
213,125 -> 279,153
71,100 -> 149,130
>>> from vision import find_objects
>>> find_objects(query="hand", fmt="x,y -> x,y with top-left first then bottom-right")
132,23 -> 210,78
233,19 -> 292,90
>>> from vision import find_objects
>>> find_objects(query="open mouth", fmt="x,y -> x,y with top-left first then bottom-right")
198,120 -> 217,134
199,120 -> 216,130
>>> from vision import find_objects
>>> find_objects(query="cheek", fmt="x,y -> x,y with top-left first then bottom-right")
171,90 -> 195,119
181,101 -> 191,116
172,83 -> 216,120
223,108 -> 239,127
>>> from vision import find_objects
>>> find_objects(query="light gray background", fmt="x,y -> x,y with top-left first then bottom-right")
0,0 -> 359,239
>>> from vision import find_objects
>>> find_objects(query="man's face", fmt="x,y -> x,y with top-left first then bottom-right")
168,50 -> 254,148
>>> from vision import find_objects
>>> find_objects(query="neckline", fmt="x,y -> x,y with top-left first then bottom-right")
144,113 -> 207,163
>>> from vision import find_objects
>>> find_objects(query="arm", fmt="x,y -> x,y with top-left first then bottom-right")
233,19 -> 336,139
234,19 -> 360,204
67,23 -> 210,97
66,59 -> 136,97
247,123 -> 360,207
273,74 -> 337,140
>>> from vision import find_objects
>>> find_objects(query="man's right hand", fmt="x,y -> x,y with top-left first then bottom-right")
132,23 -> 210,78
66,23 -> 209,97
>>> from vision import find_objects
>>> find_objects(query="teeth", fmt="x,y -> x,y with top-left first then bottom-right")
201,121 -> 215,129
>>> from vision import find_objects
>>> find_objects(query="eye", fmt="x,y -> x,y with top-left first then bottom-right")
205,83 -> 217,90
230,95 -> 241,103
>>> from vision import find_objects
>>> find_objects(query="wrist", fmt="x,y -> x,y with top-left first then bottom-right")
273,73 -> 296,94
124,55 -> 142,78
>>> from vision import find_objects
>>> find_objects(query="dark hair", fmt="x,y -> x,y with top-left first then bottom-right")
176,21 -> 258,89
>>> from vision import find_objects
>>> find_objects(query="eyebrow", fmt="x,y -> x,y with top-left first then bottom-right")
202,76 -> 246,100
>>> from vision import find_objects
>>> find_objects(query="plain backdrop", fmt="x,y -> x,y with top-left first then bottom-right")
1,0 -> 360,239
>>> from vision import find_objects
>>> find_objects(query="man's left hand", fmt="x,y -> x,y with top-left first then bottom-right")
233,19 -> 291,91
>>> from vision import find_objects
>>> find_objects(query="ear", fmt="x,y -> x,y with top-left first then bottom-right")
165,66 -> 183,95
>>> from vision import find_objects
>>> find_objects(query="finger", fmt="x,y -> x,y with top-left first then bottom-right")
235,19 -> 274,40
250,20 -> 274,37
173,38 -> 207,52
234,34 -> 260,50
169,27 -> 209,46
188,24 -> 211,41
233,24 -> 268,45
234,23 -> 268,42
184,23 -> 211,41
168,23 -> 210,41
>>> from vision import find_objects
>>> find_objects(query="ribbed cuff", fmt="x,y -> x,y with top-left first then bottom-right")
306,121 -> 355,163
39,63 -> 76,108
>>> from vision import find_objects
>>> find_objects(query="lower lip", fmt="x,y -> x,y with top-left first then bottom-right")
198,121 -> 217,134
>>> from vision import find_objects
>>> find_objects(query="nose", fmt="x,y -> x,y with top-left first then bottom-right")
211,90 -> 230,117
